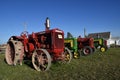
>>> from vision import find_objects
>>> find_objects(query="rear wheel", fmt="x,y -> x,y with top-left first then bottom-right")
5,42 -> 15,65
5,40 -> 24,65
92,47 -> 96,53
82,46 -> 93,56
32,49 -> 51,71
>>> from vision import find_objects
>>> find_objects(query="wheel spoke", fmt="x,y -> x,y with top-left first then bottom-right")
41,64 -> 47,69
62,47 -> 72,63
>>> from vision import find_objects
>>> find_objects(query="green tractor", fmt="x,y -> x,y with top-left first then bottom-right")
94,38 -> 108,52
64,38 -> 79,58
64,32 -> 95,58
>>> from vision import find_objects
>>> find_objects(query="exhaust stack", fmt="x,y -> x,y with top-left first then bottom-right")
45,17 -> 50,31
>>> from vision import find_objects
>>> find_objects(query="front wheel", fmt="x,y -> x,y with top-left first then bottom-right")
62,47 -> 72,63
74,51 -> 80,59
82,46 -> 93,56
32,49 -> 51,71
100,46 -> 107,52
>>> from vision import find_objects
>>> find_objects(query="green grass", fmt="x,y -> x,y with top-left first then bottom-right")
0,48 -> 120,80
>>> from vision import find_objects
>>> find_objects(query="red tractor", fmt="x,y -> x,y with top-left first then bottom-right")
5,17 -> 72,71
77,36 -> 95,55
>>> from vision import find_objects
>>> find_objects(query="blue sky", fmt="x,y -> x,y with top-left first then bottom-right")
0,0 -> 120,44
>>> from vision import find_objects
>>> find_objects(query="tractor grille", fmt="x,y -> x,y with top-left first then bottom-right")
55,33 -> 64,49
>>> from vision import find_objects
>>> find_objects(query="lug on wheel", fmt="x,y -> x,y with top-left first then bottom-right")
62,47 -> 72,63
32,49 -> 51,71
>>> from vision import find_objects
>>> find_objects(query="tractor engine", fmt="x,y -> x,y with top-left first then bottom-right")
5,17 -> 72,71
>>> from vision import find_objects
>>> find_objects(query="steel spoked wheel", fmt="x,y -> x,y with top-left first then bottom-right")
32,49 -> 51,71
83,46 -> 93,55
62,47 -> 72,63
5,42 -> 15,65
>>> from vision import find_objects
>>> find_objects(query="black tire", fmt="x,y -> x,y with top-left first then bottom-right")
32,49 -> 51,71
82,46 -> 93,56
78,49 -> 82,57
92,47 -> 96,53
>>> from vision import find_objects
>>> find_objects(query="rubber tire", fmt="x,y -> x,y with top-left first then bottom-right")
82,46 -> 93,56
92,47 -> 96,53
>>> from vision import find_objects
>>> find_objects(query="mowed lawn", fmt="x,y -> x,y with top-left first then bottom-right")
0,48 -> 120,80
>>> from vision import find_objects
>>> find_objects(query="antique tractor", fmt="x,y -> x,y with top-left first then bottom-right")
77,36 -> 95,55
94,38 -> 108,52
5,17 -> 72,71
64,38 -> 79,58
64,32 -> 95,58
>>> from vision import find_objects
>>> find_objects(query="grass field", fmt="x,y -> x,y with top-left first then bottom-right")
0,48 -> 120,80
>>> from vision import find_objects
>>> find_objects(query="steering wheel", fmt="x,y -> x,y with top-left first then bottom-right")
21,31 -> 29,37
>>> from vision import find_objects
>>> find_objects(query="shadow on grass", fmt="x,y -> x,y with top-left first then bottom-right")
23,59 -> 34,69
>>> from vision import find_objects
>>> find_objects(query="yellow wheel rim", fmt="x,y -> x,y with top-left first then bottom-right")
74,52 -> 79,59
66,54 -> 70,61
101,47 -> 105,52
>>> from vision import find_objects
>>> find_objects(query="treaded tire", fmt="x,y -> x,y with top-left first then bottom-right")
82,46 -> 93,56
